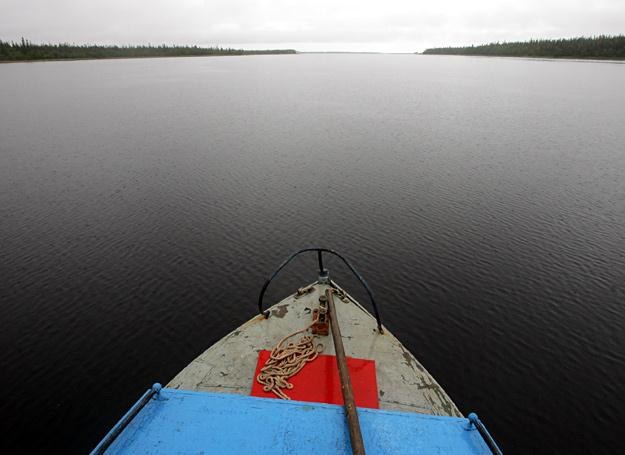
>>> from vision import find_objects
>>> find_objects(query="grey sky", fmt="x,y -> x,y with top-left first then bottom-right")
1,0 -> 624,52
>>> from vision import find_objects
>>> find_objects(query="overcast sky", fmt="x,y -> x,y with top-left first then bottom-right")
1,0 -> 624,52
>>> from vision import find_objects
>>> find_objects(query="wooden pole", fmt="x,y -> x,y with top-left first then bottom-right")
325,288 -> 366,455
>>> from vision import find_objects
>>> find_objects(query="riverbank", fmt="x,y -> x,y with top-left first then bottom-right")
419,54 -> 625,64
0,40 -> 296,62
0,53 -> 298,64
422,35 -> 625,60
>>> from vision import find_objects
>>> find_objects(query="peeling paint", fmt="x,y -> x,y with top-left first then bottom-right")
398,343 -> 425,373
167,282 -> 462,418
272,304 -> 289,318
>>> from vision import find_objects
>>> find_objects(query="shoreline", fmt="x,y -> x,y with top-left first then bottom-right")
3,52 -> 624,65
418,54 -> 625,63
0,53 -> 298,64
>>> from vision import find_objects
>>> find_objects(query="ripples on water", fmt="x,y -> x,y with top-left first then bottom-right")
1,54 -> 624,453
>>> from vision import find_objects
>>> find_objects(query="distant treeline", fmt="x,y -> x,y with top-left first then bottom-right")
0,38 -> 296,61
422,35 -> 625,59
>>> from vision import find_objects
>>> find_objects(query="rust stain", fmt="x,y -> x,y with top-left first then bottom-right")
242,315 -> 265,327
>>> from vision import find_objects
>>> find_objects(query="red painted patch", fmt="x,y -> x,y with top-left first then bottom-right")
250,350 -> 379,409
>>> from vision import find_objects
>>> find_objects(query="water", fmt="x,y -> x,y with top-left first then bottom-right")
1,54 -> 624,453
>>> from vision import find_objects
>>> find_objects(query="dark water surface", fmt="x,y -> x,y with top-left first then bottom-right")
1,54 -> 624,453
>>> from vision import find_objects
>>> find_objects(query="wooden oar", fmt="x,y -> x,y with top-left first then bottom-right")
325,288 -> 366,455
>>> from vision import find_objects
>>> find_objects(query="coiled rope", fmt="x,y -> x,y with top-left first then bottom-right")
256,321 -> 324,400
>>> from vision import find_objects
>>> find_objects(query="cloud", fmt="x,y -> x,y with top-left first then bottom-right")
1,0 -> 624,52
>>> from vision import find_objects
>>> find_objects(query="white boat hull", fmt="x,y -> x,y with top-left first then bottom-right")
168,281 -> 461,417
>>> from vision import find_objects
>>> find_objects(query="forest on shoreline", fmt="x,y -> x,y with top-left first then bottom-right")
422,35 -> 625,59
0,39 -> 296,61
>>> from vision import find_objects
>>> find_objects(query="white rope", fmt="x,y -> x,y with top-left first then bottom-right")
256,321 -> 324,400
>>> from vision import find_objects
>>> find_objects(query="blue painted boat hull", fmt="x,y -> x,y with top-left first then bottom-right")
95,388 -> 493,454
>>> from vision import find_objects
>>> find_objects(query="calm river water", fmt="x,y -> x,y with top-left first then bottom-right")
1,54 -> 624,453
